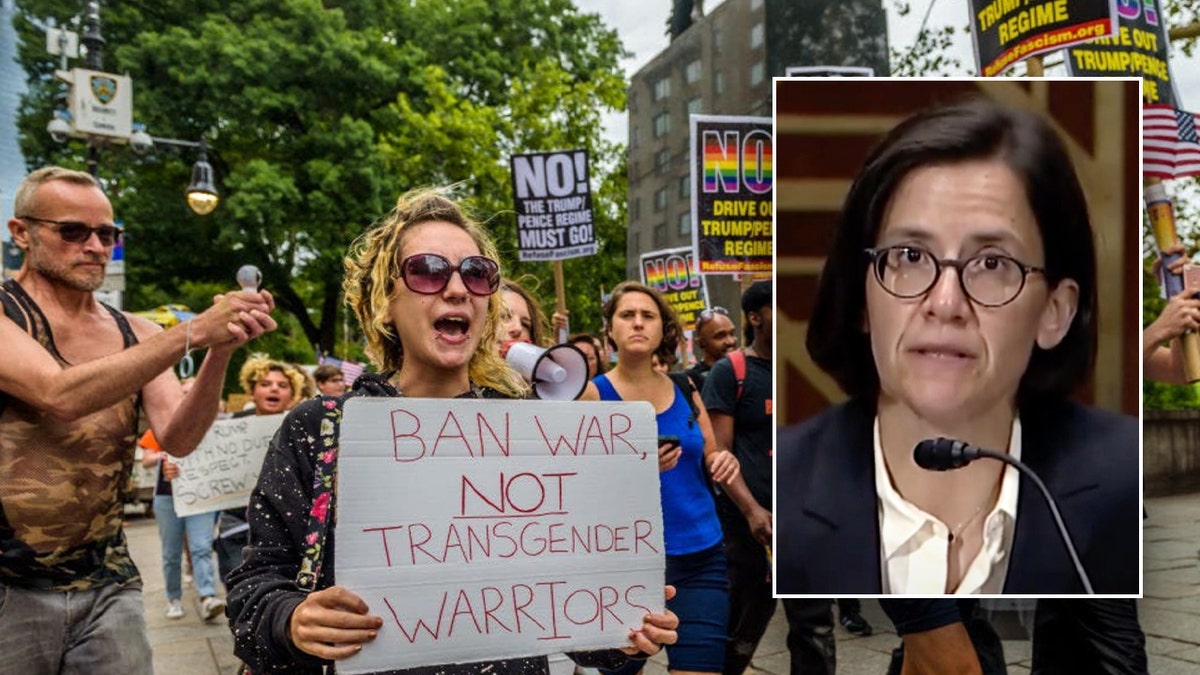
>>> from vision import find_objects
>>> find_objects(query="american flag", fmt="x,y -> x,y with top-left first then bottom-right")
1143,104 -> 1200,180
318,354 -> 366,387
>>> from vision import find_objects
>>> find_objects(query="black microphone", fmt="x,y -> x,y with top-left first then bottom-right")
912,437 -> 1094,594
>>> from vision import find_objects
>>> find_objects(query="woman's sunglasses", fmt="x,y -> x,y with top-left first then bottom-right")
21,216 -> 123,246
398,253 -> 500,296
696,306 -> 729,327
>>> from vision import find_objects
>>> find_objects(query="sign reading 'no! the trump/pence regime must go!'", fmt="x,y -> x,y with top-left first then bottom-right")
970,0 -> 1118,77
333,398 -> 666,674
511,150 -> 597,262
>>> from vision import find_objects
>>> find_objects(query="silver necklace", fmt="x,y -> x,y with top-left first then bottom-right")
948,502 -> 989,544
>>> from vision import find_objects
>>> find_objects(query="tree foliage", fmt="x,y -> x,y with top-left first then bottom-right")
13,0 -> 629,360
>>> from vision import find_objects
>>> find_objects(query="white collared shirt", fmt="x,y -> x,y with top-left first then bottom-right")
874,417 -> 1022,594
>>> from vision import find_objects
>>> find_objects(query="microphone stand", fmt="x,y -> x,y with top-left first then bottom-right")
974,448 -> 1094,594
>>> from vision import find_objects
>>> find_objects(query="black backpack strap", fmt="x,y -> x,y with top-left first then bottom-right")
0,280 -> 31,333
667,371 -> 699,428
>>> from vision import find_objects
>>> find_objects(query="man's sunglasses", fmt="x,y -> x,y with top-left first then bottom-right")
20,216 -> 123,246
696,306 -> 729,326
398,253 -> 500,296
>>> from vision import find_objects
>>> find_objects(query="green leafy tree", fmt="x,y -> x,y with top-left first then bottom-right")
13,0 -> 629,357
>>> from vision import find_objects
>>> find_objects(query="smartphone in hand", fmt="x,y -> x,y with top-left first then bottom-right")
658,435 -> 681,449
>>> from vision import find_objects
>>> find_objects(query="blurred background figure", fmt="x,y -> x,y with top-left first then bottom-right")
139,378 -> 224,623
312,363 -> 346,397
498,278 -> 551,351
686,306 -> 737,390
215,354 -> 305,586
570,332 -> 607,379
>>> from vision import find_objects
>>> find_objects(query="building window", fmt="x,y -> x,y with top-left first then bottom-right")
654,76 -> 671,101
713,27 -> 722,55
751,22 -> 764,49
654,222 -> 667,248
715,72 -> 725,95
655,149 -> 670,171
655,187 -> 668,212
686,97 -> 702,116
630,126 -> 639,149
632,197 -> 641,221
751,61 -> 765,86
629,90 -> 637,113
632,231 -> 640,253
654,111 -> 671,138
678,211 -> 692,236
685,59 -> 702,84
679,175 -> 691,199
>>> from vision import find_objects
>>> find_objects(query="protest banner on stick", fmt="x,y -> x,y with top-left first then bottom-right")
1146,179 -> 1200,381
969,0 -> 1118,77
689,115 -> 773,275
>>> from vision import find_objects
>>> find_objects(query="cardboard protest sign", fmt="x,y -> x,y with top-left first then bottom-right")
640,246 -> 709,331
970,0 -> 1117,77
1065,0 -> 1176,105
511,150 -> 597,261
171,414 -> 284,517
690,115 -> 772,275
334,398 -> 665,674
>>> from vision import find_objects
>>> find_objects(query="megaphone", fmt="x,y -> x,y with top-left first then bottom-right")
505,341 -> 590,400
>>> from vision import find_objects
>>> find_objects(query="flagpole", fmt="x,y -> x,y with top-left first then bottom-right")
1026,55 -> 1044,77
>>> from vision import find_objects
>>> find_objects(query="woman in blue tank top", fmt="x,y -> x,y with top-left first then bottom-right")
582,281 -> 740,675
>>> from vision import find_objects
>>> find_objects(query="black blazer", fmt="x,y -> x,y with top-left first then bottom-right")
775,398 -> 1139,594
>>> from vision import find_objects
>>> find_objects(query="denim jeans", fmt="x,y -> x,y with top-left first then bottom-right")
153,494 -> 219,599
0,578 -> 151,674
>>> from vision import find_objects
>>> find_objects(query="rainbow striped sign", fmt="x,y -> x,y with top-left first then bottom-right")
690,115 -> 773,275
639,246 -> 709,332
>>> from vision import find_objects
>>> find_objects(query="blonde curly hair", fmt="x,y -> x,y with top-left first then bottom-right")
238,353 -> 307,406
342,187 -> 524,397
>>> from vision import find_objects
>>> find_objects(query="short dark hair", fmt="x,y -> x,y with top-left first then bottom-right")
741,280 -> 772,342
569,332 -> 607,374
807,96 -> 1097,404
313,364 -> 342,383
603,281 -> 682,365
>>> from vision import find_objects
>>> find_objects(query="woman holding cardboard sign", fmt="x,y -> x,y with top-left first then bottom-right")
225,189 -> 678,674
580,281 -> 739,675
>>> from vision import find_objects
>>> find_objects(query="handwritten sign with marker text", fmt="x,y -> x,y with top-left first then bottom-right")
335,398 -> 665,674
171,413 -> 284,517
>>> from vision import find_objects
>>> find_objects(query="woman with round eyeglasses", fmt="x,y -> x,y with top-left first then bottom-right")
226,189 -> 679,674
776,97 -> 1138,601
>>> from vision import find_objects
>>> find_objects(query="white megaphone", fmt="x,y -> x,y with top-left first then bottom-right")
505,341 -> 590,400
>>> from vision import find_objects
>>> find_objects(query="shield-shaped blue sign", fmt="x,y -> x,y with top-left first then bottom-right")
90,75 -> 117,104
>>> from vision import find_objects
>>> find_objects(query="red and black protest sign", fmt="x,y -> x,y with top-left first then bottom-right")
510,150 -> 596,262
970,0 -> 1117,77
690,115 -> 772,275
1064,0 -> 1175,105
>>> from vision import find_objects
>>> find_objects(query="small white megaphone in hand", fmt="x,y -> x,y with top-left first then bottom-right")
505,341 -> 589,400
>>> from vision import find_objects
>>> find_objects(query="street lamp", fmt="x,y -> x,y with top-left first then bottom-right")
127,125 -> 220,215
45,0 -> 220,215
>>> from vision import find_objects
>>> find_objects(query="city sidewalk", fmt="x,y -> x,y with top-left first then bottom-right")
128,492 -> 1200,674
